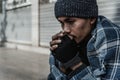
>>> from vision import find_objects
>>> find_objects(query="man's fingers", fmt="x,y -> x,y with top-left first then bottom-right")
50,39 -> 61,46
50,45 -> 58,51
50,31 -> 66,51
52,31 -> 64,40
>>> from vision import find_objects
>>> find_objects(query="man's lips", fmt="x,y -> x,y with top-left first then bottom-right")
68,35 -> 77,40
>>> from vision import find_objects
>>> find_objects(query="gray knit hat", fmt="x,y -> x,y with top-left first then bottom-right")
54,0 -> 98,18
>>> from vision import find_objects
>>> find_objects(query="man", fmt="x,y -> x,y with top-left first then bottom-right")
48,0 -> 120,80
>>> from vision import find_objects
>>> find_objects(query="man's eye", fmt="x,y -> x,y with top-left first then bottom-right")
67,21 -> 74,24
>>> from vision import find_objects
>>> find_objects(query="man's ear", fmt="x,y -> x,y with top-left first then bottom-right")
90,18 -> 96,25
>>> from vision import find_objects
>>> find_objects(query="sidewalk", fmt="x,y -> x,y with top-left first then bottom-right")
0,47 -> 50,80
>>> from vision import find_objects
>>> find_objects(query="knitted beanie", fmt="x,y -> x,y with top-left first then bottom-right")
54,0 -> 98,18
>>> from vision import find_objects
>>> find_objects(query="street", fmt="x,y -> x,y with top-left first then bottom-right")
0,47 -> 50,80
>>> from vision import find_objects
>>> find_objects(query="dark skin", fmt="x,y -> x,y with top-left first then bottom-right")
50,17 -> 96,72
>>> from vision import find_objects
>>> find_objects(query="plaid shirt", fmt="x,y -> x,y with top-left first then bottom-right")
48,16 -> 120,80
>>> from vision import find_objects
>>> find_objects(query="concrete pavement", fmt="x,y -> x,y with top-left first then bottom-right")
0,47 -> 50,80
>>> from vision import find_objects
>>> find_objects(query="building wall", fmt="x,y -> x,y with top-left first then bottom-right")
97,0 -> 120,26
0,0 -> 50,54
1,0 -> 120,48
0,0 -> 2,13
0,0 -> 32,44
0,14 -> 2,23
0,0 -> 4,41
40,3 -> 61,46
6,6 -> 32,44
0,13 -> 3,41
40,0 -> 120,46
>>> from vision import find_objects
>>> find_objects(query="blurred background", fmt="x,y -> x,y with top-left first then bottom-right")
0,0 -> 120,80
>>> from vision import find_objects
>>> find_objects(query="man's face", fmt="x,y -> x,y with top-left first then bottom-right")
58,17 -> 96,43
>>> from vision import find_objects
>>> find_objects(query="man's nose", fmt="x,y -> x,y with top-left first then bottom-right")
63,25 -> 71,33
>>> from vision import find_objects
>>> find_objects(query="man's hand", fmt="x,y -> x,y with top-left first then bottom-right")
50,32 -> 79,63
50,32 -> 86,75
50,31 -> 64,51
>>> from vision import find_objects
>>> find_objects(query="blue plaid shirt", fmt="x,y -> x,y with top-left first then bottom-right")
48,16 -> 120,80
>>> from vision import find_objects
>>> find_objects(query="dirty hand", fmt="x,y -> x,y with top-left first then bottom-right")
50,32 -> 78,63
50,31 -> 64,51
